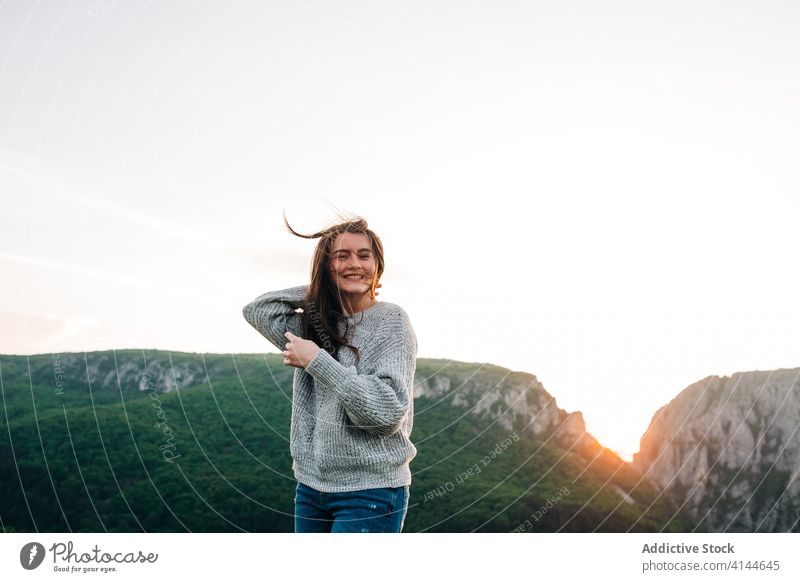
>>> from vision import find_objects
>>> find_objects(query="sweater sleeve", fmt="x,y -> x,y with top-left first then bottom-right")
242,285 -> 308,351
303,308 -> 418,437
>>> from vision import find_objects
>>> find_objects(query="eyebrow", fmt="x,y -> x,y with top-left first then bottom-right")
333,248 -> 372,254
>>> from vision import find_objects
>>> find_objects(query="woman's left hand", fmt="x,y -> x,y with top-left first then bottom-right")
283,331 -> 321,368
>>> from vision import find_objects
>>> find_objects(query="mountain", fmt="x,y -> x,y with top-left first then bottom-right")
633,367 -> 800,532
0,350 -> 690,532
409,358 -> 687,531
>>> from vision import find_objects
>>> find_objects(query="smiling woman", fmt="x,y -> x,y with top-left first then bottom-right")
242,213 -> 418,533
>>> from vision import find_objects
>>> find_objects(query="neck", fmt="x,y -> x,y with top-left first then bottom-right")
342,293 -> 377,316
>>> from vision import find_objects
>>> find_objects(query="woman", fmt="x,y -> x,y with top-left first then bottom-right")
242,214 -> 418,533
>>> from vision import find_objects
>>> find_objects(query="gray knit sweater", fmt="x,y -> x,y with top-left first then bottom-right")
242,285 -> 418,492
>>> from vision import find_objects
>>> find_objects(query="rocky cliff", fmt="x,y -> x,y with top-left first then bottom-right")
414,359 -> 602,455
633,367 -> 800,532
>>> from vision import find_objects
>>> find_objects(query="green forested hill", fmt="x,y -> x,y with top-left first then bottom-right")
0,350 -> 693,533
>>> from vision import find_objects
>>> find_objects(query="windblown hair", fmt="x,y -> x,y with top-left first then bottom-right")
283,211 -> 385,366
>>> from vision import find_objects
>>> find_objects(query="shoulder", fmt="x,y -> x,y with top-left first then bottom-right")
376,302 -> 417,350
376,302 -> 414,327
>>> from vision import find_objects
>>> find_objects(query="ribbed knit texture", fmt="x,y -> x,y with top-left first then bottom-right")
242,285 -> 418,492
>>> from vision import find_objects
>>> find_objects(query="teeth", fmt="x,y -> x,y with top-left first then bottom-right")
345,275 -> 363,279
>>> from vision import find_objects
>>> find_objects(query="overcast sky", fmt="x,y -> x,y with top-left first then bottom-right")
2,0 -> 799,460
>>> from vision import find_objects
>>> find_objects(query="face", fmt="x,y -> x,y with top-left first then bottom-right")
329,232 -> 376,295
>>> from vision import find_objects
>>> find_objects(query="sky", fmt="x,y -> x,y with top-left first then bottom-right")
1,0 -> 799,461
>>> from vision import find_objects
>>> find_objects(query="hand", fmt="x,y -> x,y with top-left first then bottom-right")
283,331 -> 321,368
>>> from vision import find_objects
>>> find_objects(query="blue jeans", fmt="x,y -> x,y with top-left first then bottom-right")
294,481 -> 410,533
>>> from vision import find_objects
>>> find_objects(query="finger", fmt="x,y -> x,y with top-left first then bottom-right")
284,331 -> 294,339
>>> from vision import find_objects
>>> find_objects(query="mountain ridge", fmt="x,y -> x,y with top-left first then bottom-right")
6,350 -> 791,531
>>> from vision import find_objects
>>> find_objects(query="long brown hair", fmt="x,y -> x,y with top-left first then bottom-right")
283,211 -> 385,365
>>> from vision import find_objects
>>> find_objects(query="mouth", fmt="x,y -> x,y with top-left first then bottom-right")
342,274 -> 367,281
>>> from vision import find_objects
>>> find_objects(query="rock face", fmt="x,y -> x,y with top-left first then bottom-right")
633,368 -> 800,532
414,361 -> 602,455
33,350 -> 213,395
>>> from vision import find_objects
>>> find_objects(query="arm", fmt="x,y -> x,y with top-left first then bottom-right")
242,285 -> 308,351
304,309 -> 418,437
